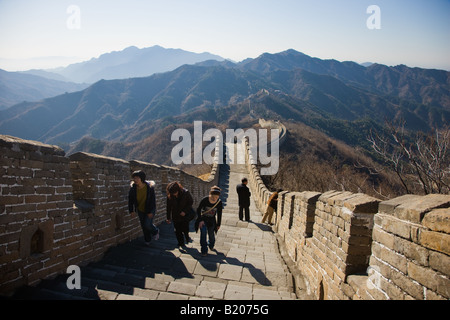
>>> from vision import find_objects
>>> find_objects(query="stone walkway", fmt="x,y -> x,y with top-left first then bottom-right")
10,162 -> 298,300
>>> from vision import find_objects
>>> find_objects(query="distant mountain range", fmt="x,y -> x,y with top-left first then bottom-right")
0,46 -> 225,109
238,49 -> 450,110
0,48 -> 448,152
0,69 -> 89,110
43,45 -> 225,83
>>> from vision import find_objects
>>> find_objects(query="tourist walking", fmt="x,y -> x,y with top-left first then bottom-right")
236,177 -> 251,222
128,170 -> 159,246
166,181 -> 194,252
195,186 -> 223,256
262,189 -> 282,225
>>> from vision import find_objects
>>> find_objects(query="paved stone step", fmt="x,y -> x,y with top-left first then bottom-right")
7,158 -> 299,300
10,274 -> 96,300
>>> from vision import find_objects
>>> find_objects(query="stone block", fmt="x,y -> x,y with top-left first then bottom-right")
422,208 -> 450,233
394,194 -> 450,224
299,191 -> 322,204
378,275 -> 405,300
379,195 -> 418,215
389,267 -> 424,300
218,264 -> 243,281
193,261 -> 219,277
195,281 -> 227,299
377,214 -> 412,240
343,194 -> 380,214
420,230 -> 450,255
329,192 -> 356,207
224,283 -> 253,300
429,251 -> 450,276
318,190 -> 342,204
407,261 -> 450,299
167,281 -> 197,296
0,135 -> 65,156
394,235 -> 429,266
380,245 -> 407,274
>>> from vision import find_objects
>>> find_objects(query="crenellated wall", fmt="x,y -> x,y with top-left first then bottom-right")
1,129 -> 449,300
0,135 -> 219,295
243,137 -> 450,300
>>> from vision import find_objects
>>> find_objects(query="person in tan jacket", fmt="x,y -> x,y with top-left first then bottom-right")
262,189 -> 282,225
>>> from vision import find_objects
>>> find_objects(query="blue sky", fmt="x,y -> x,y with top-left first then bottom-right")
0,0 -> 449,71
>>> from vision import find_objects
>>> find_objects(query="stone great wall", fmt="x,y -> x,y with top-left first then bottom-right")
243,136 -> 450,300
1,126 -> 449,300
0,135 -> 219,295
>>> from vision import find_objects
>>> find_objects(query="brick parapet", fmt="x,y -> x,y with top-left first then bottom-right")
2,131 -> 449,300
0,135 -> 219,295
242,132 -> 450,300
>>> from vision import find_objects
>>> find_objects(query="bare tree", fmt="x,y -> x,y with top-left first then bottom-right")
415,128 -> 450,193
368,121 -> 449,195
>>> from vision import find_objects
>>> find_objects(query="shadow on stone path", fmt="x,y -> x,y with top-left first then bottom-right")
10,161 -> 298,300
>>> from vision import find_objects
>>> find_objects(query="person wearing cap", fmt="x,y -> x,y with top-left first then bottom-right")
195,186 -> 223,256
128,170 -> 159,246
166,181 -> 194,251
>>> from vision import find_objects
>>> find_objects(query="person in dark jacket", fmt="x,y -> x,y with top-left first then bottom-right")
195,186 -> 223,256
128,170 -> 159,246
166,181 -> 194,251
236,177 -> 251,222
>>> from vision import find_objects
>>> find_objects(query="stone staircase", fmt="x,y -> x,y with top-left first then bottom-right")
7,154 -> 300,300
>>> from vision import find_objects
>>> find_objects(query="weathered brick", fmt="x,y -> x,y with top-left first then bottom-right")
422,208 -> 450,233
24,195 -> 47,204
390,267 -> 424,300
25,211 -> 47,220
9,185 -> 35,195
1,195 -> 24,205
394,194 -> 450,224
373,225 -> 395,248
393,235 -> 429,266
377,214 -> 412,240
429,251 -> 450,276
3,134 -> 450,301
7,167 -> 34,177
380,246 -> 407,274
8,204 -> 35,214
420,230 -> 450,255
379,195 -> 418,215
344,194 -> 380,214
379,275 -> 405,300
407,261 -> 450,299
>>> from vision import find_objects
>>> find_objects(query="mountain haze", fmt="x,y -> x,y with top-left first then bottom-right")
239,49 -> 450,113
0,49 -> 448,150
0,65 -> 268,144
0,69 -> 88,110
2,47 -> 448,198
0,46 -> 225,110
47,46 -> 225,83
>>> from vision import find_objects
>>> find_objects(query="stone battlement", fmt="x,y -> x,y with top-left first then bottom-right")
243,138 -> 450,300
1,132 -> 449,300
0,135 -> 219,295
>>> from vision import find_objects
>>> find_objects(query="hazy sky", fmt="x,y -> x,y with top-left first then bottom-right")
0,0 -> 449,71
